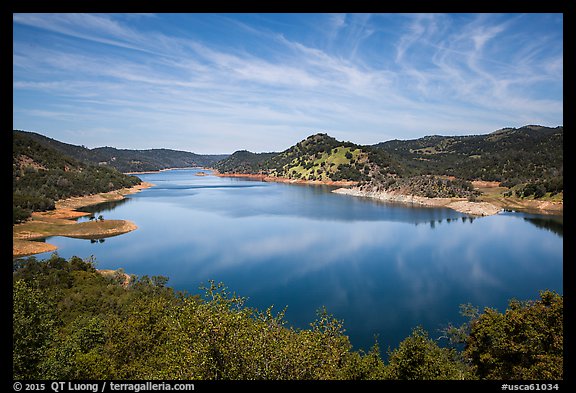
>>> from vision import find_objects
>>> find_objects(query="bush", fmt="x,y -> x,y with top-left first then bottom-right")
385,327 -> 471,380
13,206 -> 32,224
464,291 -> 563,380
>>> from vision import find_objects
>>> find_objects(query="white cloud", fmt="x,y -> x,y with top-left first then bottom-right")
13,13 -> 563,152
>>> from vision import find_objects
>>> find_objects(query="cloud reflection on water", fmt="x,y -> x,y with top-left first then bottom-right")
35,170 -> 562,351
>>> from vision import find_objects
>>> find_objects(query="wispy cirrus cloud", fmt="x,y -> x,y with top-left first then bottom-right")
13,13 -> 562,153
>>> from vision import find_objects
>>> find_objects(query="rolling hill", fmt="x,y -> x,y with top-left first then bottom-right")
14,130 -> 228,173
215,133 -> 390,183
214,125 -> 563,200
13,131 -> 142,223
373,125 -> 563,185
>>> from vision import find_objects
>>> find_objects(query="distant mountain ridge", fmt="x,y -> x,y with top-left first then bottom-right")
14,130 -> 229,173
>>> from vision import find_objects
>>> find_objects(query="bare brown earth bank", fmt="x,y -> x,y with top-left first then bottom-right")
98,269 -> 133,287
13,182 -> 154,258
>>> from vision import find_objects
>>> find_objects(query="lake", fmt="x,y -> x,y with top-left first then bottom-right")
36,168 -> 563,353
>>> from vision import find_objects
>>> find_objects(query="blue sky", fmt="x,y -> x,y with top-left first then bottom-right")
13,13 -> 563,154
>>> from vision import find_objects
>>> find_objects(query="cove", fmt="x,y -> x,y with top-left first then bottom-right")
36,168 -> 563,352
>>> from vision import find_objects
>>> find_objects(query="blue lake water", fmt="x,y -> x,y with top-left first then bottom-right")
35,168 -> 563,352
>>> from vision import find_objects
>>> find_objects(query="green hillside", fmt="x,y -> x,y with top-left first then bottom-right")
15,130 -> 228,173
264,133 -> 369,182
372,125 -> 563,195
13,132 -> 141,223
214,126 -> 563,199
213,150 -> 278,174
215,133 -> 391,183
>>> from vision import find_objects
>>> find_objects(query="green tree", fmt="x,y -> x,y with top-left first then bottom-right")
41,316 -> 111,379
12,254 -> 563,381
385,327 -> 471,380
13,280 -> 58,379
463,290 -> 563,380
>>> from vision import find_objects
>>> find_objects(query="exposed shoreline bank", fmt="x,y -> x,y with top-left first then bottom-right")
13,182 -> 155,258
332,188 -> 502,216
210,170 -> 564,216
332,186 -> 563,217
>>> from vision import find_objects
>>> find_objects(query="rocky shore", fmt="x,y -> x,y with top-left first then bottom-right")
332,187 -> 502,216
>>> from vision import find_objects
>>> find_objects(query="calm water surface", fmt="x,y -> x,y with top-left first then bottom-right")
38,169 -> 563,351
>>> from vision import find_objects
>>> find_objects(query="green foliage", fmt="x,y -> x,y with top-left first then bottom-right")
12,255 -> 563,380
13,131 -> 142,223
385,327 -> 472,380
14,130 -> 227,172
13,205 -> 32,224
373,126 -> 563,192
214,150 -> 278,174
463,290 -> 563,380
514,178 -> 563,198
361,174 -> 480,199
13,280 -> 58,379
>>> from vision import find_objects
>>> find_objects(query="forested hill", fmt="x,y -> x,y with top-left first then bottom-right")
13,131 -> 141,223
214,125 -> 563,199
14,130 -> 228,173
215,133 -> 390,183
213,150 -> 278,174
373,125 -> 563,186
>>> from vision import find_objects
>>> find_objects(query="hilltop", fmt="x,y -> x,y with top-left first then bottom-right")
215,133 -> 383,183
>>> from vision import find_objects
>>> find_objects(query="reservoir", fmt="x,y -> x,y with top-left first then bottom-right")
35,168 -> 563,352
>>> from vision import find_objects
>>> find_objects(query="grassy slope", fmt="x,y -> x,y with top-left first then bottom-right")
275,146 -> 365,181
476,183 -> 563,214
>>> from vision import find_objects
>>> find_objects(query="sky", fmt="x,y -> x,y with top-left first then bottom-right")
13,13 -> 563,154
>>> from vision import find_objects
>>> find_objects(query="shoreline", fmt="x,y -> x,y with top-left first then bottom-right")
13,182 -> 155,258
214,170 -> 358,187
214,170 -> 562,217
332,187 -> 562,217
332,188 -> 501,216
124,166 -> 204,175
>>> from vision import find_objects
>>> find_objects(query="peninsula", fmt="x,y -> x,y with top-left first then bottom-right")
13,130 -> 155,257
13,182 -> 154,258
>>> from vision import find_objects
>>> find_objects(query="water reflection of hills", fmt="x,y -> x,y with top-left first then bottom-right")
523,216 -> 563,237
421,216 -> 478,229
419,214 -> 563,236
77,198 -> 131,215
